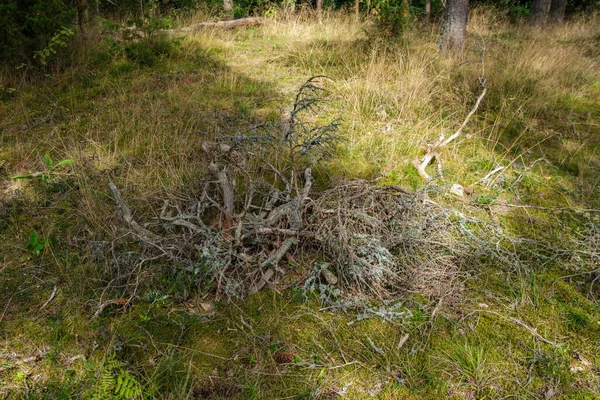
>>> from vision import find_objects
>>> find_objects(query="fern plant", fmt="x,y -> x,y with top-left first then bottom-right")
89,356 -> 143,400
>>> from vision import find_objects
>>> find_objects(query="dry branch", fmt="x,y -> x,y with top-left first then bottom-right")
40,284 -> 58,310
92,297 -> 129,318
161,17 -> 268,35
460,309 -> 557,346
0,352 -> 47,374
412,79 -> 487,182
108,181 -> 162,242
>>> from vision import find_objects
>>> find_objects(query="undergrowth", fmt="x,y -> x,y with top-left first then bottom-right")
1,7 -> 599,400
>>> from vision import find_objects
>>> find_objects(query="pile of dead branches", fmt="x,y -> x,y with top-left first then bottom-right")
101,77 -> 582,306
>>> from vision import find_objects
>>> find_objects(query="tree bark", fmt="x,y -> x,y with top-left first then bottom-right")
549,0 -> 566,23
439,0 -> 469,52
355,0 -> 360,23
316,0 -> 323,24
75,0 -> 88,33
530,0 -> 550,26
223,0 -> 234,20
425,0 -> 431,22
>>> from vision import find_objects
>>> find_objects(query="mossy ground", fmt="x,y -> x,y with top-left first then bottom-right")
1,9 -> 600,399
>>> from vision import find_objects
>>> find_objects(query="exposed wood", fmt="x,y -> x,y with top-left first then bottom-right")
208,162 -> 235,234
108,181 -> 162,242
161,17 -> 268,35
261,238 -> 298,268
397,333 -> 410,350
321,268 -> 338,285
92,298 -> 129,318
248,268 -> 274,294
412,81 -> 487,181
40,285 -> 58,310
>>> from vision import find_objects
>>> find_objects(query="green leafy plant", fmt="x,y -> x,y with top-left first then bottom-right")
11,154 -> 74,182
90,356 -> 143,400
27,230 -> 46,256
33,26 -> 74,67
370,0 -> 413,38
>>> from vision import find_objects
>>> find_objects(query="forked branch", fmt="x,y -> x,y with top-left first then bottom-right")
412,78 -> 487,182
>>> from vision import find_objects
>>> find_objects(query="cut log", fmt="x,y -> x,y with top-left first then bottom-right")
162,17 -> 269,35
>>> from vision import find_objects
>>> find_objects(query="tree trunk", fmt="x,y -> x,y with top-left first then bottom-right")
75,0 -> 88,33
355,0 -> 360,23
223,0 -> 234,20
529,0 -> 549,26
439,0 -> 469,52
425,0 -> 431,22
316,0 -> 323,24
549,0 -> 566,23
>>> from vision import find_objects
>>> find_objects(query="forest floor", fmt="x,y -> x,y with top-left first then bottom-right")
1,9 -> 600,399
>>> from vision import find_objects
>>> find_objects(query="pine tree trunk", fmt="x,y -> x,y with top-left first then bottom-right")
530,0 -> 550,26
223,0 -> 234,20
355,0 -> 360,23
549,0 -> 566,23
316,0 -> 323,24
425,0 -> 431,22
440,0 -> 469,52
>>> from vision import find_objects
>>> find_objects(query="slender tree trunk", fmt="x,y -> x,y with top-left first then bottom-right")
549,0 -> 566,23
75,0 -> 88,33
355,0 -> 360,23
440,0 -> 469,52
316,0 -> 323,24
425,0 -> 431,22
403,0 -> 409,17
223,0 -> 234,20
529,0 -> 550,26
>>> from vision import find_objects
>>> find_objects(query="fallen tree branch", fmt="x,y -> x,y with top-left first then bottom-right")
161,17 -> 268,35
248,269 -> 275,295
108,181 -> 162,242
412,78 -> 487,182
92,297 -> 129,318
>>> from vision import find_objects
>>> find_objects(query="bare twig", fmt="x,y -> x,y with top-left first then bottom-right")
92,297 -> 129,318
40,284 -> 58,310
460,309 -> 557,346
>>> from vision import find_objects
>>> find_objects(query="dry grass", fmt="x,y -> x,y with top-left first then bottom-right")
1,8 -> 600,399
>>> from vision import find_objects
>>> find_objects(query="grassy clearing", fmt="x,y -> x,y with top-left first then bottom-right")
1,8 -> 600,399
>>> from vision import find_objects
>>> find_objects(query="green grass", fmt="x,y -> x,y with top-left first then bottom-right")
1,7 -> 600,399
